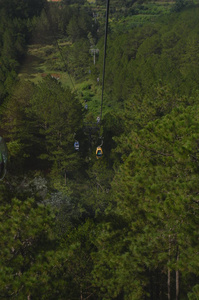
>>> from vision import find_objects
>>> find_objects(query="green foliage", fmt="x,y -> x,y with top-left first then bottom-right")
92,101 -> 199,298
1,80 -> 39,172
1,2 -> 199,299
0,197 -> 56,299
57,219 -> 99,299
1,76 -> 86,179
63,38 -> 92,78
0,0 -> 46,102
67,9 -> 94,42
96,6 -> 199,105
28,76 -> 84,175
172,0 -> 189,12
0,0 -> 46,19
188,285 -> 199,300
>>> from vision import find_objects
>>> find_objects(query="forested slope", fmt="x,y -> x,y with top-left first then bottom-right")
0,0 -> 199,299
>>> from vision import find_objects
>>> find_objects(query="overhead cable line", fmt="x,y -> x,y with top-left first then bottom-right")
100,0 -> 110,121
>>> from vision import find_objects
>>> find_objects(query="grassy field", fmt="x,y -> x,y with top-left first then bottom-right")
18,44 -> 75,89
87,0 -> 96,3
18,42 -> 105,120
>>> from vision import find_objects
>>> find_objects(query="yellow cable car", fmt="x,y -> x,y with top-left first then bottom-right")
96,146 -> 103,159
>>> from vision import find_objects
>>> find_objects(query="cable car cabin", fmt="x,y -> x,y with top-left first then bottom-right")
96,146 -> 103,159
0,137 -> 8,180
74,141 -> 80,151
96,116 -> 100,124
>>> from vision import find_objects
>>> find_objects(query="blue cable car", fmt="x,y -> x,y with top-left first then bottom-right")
74,141 -> 80,151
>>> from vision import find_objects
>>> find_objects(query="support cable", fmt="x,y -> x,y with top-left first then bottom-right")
100,0 -> 110,121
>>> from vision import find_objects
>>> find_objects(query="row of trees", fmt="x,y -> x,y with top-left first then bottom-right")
0,0 -> 47,103
0,0 -> 97,102
32,4 -> 98,43
97,5 -> 199,110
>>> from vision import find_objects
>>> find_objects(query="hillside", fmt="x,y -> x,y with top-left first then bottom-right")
0,1 -> 199,299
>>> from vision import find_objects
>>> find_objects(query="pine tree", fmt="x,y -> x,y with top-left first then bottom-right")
92,100 -> 199,299
0,197 -> 56,299
28,76 -> 84,179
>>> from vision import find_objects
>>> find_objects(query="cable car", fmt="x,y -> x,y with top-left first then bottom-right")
0,137 -> 8,180
96,146 -> 103,159
74,141 -> 80,151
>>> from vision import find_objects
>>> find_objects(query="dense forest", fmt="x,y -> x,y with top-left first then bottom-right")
0,0 -> 199,299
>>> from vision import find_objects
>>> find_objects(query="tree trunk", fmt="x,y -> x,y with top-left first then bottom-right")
168,235 -> 171,300
168,268 -> 171,300
176,248 -> 179,300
